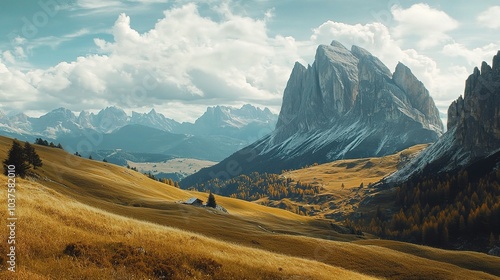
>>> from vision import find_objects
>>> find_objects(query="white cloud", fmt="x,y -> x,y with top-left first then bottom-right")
391,4 -> 459,49
2,51 -> 16,64
477,6 -> 500,29
0,4 -> 300,120
77,0 -> 122,10
0,61 -> 38,108
442,42 -> 500,67
3,28 -> 95,62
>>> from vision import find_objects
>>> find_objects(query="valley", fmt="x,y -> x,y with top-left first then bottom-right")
2,135 -> 500,279
127,157 -> 217,181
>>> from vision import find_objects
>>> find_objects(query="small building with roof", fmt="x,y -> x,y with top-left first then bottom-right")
183,197 -> 203,206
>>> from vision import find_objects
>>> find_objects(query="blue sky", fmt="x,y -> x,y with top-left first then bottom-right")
1,0 -> 499,123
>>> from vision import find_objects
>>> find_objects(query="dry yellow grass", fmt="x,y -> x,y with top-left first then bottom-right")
268,145 -> 429,219
1,136 -> 499,279
354,239 -> 500,277
284,144 -> 428,191
0,175 -> 375,279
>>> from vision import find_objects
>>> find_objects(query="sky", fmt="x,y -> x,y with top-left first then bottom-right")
0,0 -> 499,123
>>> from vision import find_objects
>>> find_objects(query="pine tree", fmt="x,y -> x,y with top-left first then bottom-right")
24,142 -> 42,169
3,140 -> 31,178
207,191 -> 217,208
88,155 -> 93,160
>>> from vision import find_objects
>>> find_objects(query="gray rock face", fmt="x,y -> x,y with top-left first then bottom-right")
182,41 -> 444,186
388,50 -> 500,183
393,63 -> 444,131
270,41 -> 443,157
448,53 -> 500,153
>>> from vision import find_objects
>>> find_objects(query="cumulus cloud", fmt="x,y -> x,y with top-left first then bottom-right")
442,42 -> 500,66
477,6 -> 500,29
0,4 -> 301,119
391,4 -> 458,49
0,61 -> 38,109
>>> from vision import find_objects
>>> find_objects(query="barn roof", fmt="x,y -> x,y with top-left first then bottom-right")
185,197 -> 203,204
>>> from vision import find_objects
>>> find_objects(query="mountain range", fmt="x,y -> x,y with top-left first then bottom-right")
182,41 -> 444,186
0,104 -> 277,162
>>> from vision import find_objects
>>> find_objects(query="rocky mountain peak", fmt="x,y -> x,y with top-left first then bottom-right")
183,42 -> 445,185
277,41 -> 442,138
393,62 -> 444,132
447,51 -> 500,152
493,50 -> 500,70
43,107 -> 76,120
387,50 -> 500,184
350,45 -> 372,58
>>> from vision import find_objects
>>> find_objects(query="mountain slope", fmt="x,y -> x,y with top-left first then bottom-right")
1,135 -> 499,279
387,50 -> 500,184
183,41 -> 443,186
175,104 -> 277,143
0,176 -> 375,280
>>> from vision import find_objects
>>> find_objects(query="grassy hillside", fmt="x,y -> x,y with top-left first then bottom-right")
1,136 -> 500,279
283,144 -> 428,191
253,144 -> 428,219
0,175 -> 373,279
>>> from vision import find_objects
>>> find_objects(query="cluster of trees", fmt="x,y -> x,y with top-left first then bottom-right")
128,166 -> 180,188
35,138 -> 63,149
3,140 -> 42,178
365,168 -> 500,248
189,172 -> 321,201
160,177 -> 180,188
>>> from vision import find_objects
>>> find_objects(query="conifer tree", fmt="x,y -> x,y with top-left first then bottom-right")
207,191 -> 217,208
3,140 -> 31,178
24,142 -> 42,169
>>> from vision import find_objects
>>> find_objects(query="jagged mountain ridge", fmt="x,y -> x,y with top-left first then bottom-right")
0,104 -> 277,141
0,104 -> 277,162
387,50 -> 500,184
176,104 -> 277,142
182,41 -> 444,186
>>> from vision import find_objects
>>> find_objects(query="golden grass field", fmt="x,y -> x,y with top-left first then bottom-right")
283,144 -> 429,191
1,136 -> 499,279
270,145 -> 429,219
